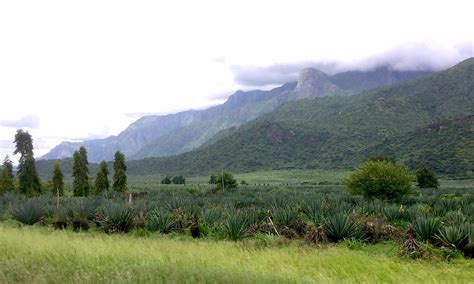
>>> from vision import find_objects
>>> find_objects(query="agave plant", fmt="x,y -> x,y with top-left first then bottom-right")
443,211 -> 467,226
323,213 -> 363,242
302,201 -> 324,224
102,202 -> 136,233
222,212 -> 249,241
69,197 -> 97,231
383,205 -> 402,222
412,216 -> 441,242
435,223 -> 471,249
10,199 -> 45,225
147,209 -> 176,233
53,207 -> 69,230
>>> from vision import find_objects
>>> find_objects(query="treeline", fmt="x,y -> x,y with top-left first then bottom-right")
0,129 -> 128,196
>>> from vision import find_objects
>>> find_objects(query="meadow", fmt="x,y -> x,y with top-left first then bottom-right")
0,170 -> 473,283
1,225 -> 473,283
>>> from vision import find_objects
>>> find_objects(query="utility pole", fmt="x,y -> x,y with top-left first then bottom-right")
222,169 -> 225,192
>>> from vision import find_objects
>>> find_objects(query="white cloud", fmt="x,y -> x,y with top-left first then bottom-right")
0,0 -> 473,160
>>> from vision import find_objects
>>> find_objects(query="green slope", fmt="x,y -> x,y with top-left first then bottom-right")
122,58 -> 474,176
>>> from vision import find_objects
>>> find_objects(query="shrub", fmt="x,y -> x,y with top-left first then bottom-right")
147,209 -> 176,233
412,217 -> 441,242
436,223 -> 470,249
171,176 -> 186,185
344,161 -> 414,200
415,165 -> 439,189
160,176 -> 172,185
323,213 -> 363,242
222,213 -> 249,240
215,172 -> 238,191
102,203 -> 135,233
10,199 -> 45,225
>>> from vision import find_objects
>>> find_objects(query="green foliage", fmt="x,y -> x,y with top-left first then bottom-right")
51,161 -> 64,196
208,175 -> 217,184
172,175 -> 186,184
323,213 -> 363,242
368,155 -> 397,164
0,156 -> 15,194
14,129 -> 41,196
10,199 -> 45,225
161,176 -> 172,184
102,202 -> 135,233
435,223 -> 471,249
94,161 -> 109,194
112,151 -> 127,192
222,213 -> 249,240
113,60 -> 474,177
147,209 -> 176,233
345,161 -> 414,200
72,147 -> 90,196
416,164 -> 439,189
215,171 -> 238,191
412,217 -> 441,242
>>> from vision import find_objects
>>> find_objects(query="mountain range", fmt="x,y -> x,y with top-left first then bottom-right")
41,66 -> 429,163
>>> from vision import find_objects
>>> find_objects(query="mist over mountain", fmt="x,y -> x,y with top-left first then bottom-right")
41,65 -> 429,163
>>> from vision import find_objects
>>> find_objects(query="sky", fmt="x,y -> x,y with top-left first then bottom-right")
0,0 -> 473,163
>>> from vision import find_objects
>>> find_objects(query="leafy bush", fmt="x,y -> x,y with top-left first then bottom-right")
323,213 -> 363,242
10,199 -> 45,225
147,209 -> 176,233
436,223 -> 471,249
415,165 -> 439,189
222,213 -> 248,240
344,161 -> 414,200
215,172 -> 238,191
102,203 -> 135,233
412,217 -> 441,242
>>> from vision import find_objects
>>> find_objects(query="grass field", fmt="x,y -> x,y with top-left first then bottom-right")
1,225 -> 473,283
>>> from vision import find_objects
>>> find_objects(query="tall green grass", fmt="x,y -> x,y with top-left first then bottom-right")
0,226 -> 473,283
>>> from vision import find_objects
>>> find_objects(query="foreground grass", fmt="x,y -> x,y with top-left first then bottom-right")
0,226 -> 473,283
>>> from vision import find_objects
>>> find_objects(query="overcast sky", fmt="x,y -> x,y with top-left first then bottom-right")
0,0 -> 473,162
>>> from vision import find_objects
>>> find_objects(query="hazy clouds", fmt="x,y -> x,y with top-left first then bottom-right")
231,42 -> 474,87
0,115 -> 40,129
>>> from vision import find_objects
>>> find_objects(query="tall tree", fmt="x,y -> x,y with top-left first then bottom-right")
112,151 -> 127,192
72,146 -> 90,196
14,129 -> 41,195
0,156 -> 15,194
95,161 -> 109,194
51,160 -> 64,196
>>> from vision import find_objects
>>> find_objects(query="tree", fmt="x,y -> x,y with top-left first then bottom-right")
14,129 -> 41,195
415,164 -> 439,189
51,160 -> 64,196
72,146 -> 90,196
95,161 -> 110,194
368,155 -> 397,164
215,171 -> 238,191
344,161 -> 414,200
208,175 -> 217,184
0,156 -> 15,194
172,175 -> 186,184
112,151 -> 127,192
161,176 -> 171,184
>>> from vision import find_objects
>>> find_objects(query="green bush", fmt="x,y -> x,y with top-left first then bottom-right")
147,210 -> 176,233
222,213 -> 249,241
215,172 -> 238,191
412,217 -> 441,242
436,223 -> 471,249
415,165 -> 439,189
102,203 -> 135,233
10,199 -> 45,225
322,213 -> 363,242
344,161 -> 414,200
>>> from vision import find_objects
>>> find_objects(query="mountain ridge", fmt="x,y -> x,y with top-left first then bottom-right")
41,65 -> 430,162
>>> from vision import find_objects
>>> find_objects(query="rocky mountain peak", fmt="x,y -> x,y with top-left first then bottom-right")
294,68 -> 344,100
